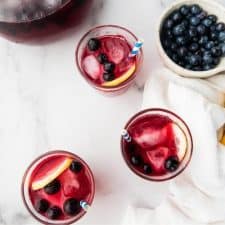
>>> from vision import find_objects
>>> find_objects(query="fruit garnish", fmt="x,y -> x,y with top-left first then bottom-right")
130,155 -> 142,166
35,199 -> 49,213
164,156 -> 179,172
70,161 -> 83,173
47,206 -> 62,220
87,38 -> 101,51
103,62 -> 115,73
171,123 -> 187,160
102,63 -> 136,87
103,72 -> 115,81
44,179 -> 61,195
63,198 -> 81,216
32,157 -> 73,191
143,164 -> 152,174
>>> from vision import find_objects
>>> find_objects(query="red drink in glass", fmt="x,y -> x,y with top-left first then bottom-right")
121,109 -> 193,181
76,25 -> 143,95
0,0 -> 93,43
22,151 -> 95,225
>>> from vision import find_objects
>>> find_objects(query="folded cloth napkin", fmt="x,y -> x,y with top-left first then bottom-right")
122,68 -> 225,225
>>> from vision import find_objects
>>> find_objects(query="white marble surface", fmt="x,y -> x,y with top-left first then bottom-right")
0,0 -> 223,225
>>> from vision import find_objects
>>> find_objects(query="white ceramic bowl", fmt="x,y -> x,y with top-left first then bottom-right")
157,0 -> 225,78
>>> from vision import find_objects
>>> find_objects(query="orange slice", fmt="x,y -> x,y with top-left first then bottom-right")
102,64 -> 136,87
32,157 -> 73,191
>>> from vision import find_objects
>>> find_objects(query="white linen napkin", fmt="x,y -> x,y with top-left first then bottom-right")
122,69 -> 225,225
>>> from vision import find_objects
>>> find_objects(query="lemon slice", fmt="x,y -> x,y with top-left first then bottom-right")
32,157 -> 73,191
221,134 -> 225,146
102,64 -> 136,87
172,123 -> 187,161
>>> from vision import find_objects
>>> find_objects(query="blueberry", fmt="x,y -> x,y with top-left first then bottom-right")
130,155 -> 142,166
170,43 -> 178,52
216,22 -> 225,32
219,31 -> 225,42
190,17 -> 200,26
166,49 -> 173,58
177,47 -> 188,57
185,64 -> 192,70
210,31 -> 219,41
197,11 -> 207,20
35,199 -> 49,213
205,41 -> 215,50
210,25 -> 216,32
213,57 -> 220,66
171,10 -> 183,23
180,19 -> 189,28
176,36 -> 188,46
103,72 -> 115,82
162,38 -> 172,49
165,29 -> 173,39
44,180 -> 61,195
190,4 -> 201,15
164,156 -> 179,172
189,54 -> 201,66
192,36 -> 199,42
178,61 -> 185,67
192,66 -> 202,71
143,164 -> 152,174
196,24 -> 206,35
164,18 -> 174,29
188,27 -> 197,37
70,161 -> 83,173
180,5 -> 190,15
208,15 -> 217,23
173,24 -> 185,36
203,64 -> 213,71
203,53 -> 213,64
202,18 -> 213,27
199,36 -> 208,45
171,54 -> 179,63
189,43 -> 199,52
87,38 -> 101,51
104,62 -> 115,73
211,47 -> 222,57
63,198 -> 81,216
97,53 -> 108,64
220,43 -> 225,55
47,206 -> 62,220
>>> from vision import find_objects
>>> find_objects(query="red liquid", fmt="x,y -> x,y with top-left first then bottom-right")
0,0 -> 92,42
123,114 -> 186,176
29,154 -> 93,221
81,35 -> 136,87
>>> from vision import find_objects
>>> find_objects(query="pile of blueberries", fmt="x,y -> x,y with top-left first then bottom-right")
161,4 -> 225,71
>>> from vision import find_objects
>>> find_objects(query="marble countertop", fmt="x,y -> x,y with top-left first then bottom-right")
0,0 -> 224,225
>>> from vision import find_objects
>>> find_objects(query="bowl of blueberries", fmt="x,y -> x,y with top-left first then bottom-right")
157,0 -> 225,78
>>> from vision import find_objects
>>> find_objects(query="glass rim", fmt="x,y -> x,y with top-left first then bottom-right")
120,108 -> 193,182
21,150 -> 95,225
75,24 -> 143,91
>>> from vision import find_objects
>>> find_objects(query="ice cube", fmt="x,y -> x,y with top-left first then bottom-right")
104,37 -> 130,64
83,55 -> 101,80
63,179 -> 80,196
133,126 -> 168,150
147,147 -> 169,171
